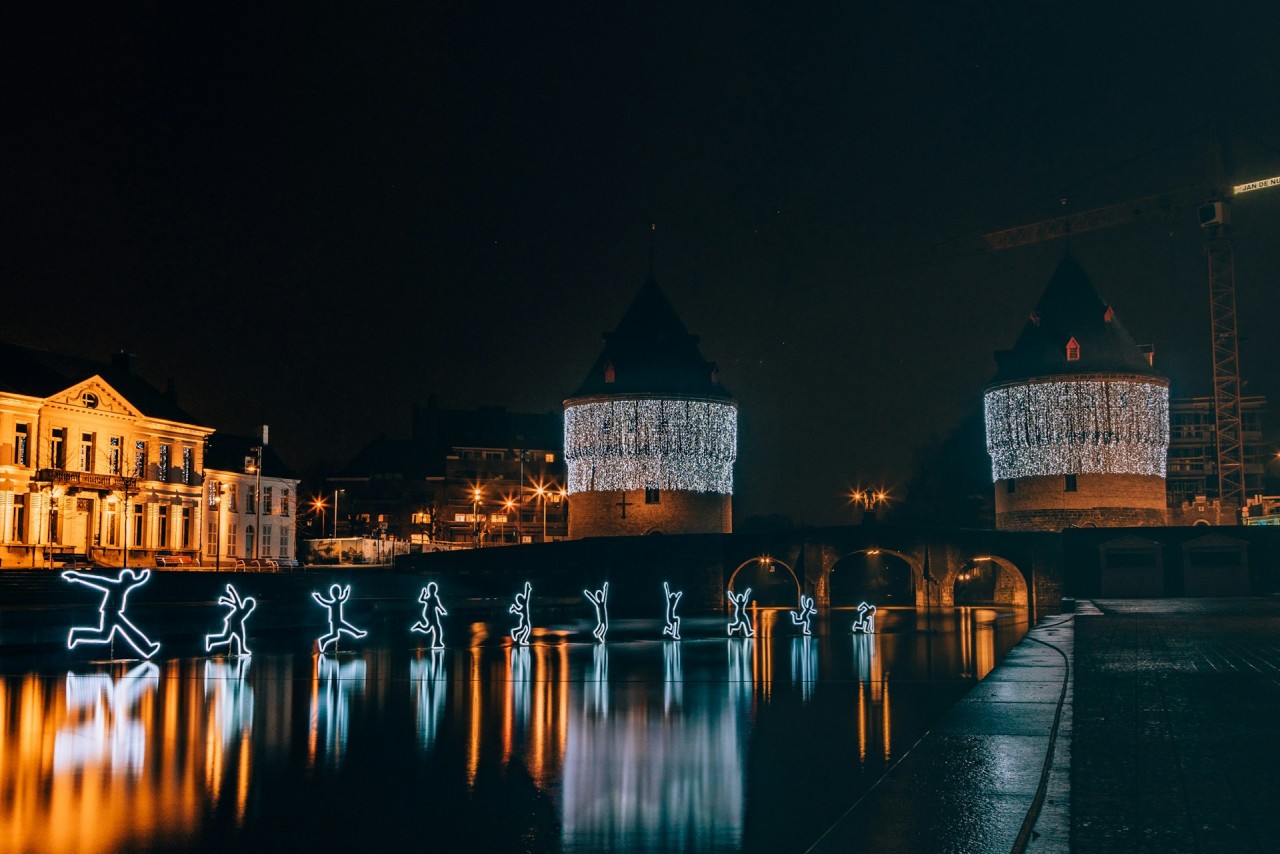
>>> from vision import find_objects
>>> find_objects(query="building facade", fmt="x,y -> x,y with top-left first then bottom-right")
0,344 -> 213,567
564,276 -> 737,538
1167,395 -> 1267,520
203,432 -> 301,567
984,257 -> 1170,531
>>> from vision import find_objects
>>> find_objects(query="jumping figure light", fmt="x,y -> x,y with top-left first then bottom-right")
63,568 -> 161,659
411,581 -> 448,650
662,582 -> 682,641
727,588 -> 754,638
790,595 -> 816,636
852,602 -> 877,634
510,582 -> 532,646
206,583 -> 256,656
311,584 -> 368,652
584,582 -> 609,643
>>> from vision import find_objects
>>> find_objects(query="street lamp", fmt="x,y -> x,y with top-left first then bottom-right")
333,488 -> 345,538
503,497 -> 516,545
533,482 -> 548,543
471,486 -> 483,547
213,483 -> 224,570
310,495 -> 328,538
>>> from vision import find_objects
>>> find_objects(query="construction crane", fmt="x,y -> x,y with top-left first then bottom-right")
982,167 -> 1280,511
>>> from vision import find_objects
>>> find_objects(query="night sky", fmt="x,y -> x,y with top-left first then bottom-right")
9,3 -> 1280,524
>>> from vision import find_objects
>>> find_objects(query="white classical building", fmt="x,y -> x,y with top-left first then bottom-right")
0,343 -> 213,568
202,432 -> 301,567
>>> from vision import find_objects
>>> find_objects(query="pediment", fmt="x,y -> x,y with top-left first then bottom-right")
50,376 -> 141,418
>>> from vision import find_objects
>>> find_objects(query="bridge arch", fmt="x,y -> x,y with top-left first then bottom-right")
952,554 -> 1028,607
827,548 -> 921,608
727,556 -> 802,607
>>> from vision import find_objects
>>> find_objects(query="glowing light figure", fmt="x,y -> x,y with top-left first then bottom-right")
411,581 -> 448,649
789,594 -> 816,636
63,568 -> 161,659
205,583 -> 256,656
726,588 -> 754,638
509,581 -> 532,646
662,582 -> 682,640
311,584 -> 368,652
584,582 -> 609,643
852,602 -> 877,634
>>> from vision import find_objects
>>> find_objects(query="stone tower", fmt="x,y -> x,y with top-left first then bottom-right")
564,276 -> 737,538
984,256 -> 1169,530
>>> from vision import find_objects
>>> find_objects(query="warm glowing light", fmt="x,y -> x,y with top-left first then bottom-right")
564,397 -> 738,494
662,582 -> 682,640
411,582 -> 448,649
1233,174 -> 1280,195
63,568 -> 161,659
311,584 -> 368,652
206,584 -> 256,656
584,582 -> 609,643
727,588 -> 754,637
984,379 -> 1169,481
852,602 -> 876,634
510,582 -> 532,646
789,595 -> 816,636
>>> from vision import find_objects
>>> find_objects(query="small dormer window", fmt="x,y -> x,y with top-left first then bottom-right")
1103,305 -> 1115,323
604,361 -> 615,383
1066,337 -> 1081,361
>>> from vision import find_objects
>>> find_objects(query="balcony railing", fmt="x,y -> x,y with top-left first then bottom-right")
34,469 -> 138,492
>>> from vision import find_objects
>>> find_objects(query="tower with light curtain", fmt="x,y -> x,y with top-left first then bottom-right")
564,276 -> 736,538
984,256 -> 1169,530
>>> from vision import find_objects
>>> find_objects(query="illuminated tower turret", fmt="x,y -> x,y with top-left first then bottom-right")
564,276 -> 736,538
984,256 -> 1169,530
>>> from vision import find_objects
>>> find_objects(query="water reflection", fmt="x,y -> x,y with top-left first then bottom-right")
55,662 -> 158,774
585,643 -> 609,718
728,638 -> 753,710
309,654 -> 366,768
410,649 -> 447,750
791,636 -> 818,703
203,658 -> 253,821
663,641 -> 683,713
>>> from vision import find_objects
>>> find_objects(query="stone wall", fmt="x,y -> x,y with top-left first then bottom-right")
995,472 -> 1167,531
568,489 -> 731,538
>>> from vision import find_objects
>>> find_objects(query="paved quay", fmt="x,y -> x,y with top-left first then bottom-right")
1072,598 -> 1280,853
810,613 -> 1074,853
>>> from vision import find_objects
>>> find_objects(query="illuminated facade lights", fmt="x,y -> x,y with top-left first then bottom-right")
564,398 -> 738,494
726,588 -> 754,638
64,568 -> 161,659
984,379 -> 1169,481
662,582 -> 682,640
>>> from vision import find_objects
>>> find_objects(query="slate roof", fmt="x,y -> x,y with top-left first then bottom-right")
989,256 -> 1165,386
0,339 -> 201,423
205,433 -> 299,480
567,275 -> 732,401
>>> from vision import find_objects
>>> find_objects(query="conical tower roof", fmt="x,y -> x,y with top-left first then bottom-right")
568,276 -> 732,400
989,256 -> 1164,385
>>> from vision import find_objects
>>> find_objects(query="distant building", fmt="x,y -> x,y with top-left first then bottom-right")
331,396 -> 566,547
984,257 -> 1169,531
203,432 -> 301,567
0,342 -> 213,567
1167,395 -> 1266,524
564,276 -> 737,538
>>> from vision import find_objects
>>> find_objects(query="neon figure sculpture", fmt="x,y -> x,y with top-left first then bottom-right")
790,594 -> 816,636
63,568 -> 161,659
311,584 -> 368,652
584,582 -> 609,643
662,582 -> 682,640
726,588 -> 754,638
509,582 -> 532,646
411,581 -> 448,650
206,584 -> 256,656
852,601 -> 877,634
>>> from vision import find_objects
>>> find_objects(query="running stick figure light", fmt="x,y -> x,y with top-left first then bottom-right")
206,583 -> 256,656
311,584 -> 368,652
790,594 -> 816,636
852,601 -> 877,634
662,582 -> 682,641
727,588 -> 754,638
411,581 -> 448,650
63,568 -> 161,659
509,582 -> 532,646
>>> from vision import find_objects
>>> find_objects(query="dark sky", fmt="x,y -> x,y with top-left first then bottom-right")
9,2 -> 1280,524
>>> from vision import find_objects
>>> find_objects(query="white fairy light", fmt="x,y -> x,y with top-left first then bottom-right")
984,378 -> 1169,481
564,397 -> 738,494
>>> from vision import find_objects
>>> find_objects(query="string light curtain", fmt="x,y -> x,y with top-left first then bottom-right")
984,379 -> 1169,481
564,398 -> 738,494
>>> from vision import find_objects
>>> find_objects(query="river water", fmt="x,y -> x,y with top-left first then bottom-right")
0,606 -> 1026,852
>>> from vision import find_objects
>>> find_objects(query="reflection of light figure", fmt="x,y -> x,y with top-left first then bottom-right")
310,655 -> 366,767
411,582 -> 448,649
584,582 -> 609,642
54,662 -> 159,774
791,636 -> 818,703
204,657 -> 254,746
63,568 -> 160,659
509,582 -> 532,646
726,588 -> 754,637
206,584 -> 256,656
311,584 -> 368,652
585,643 -> 609,717
662,582 -> 682,640
789,595 -> 816,636
727,638 -> 753,707
410,649 -> 448,750
509,645 -> 532,728
663,640 -> 683,713
852,601 -> 877,634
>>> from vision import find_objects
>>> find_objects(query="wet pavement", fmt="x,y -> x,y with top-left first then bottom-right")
1072,598 -> 1280,853
809,615 -> 1073,853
